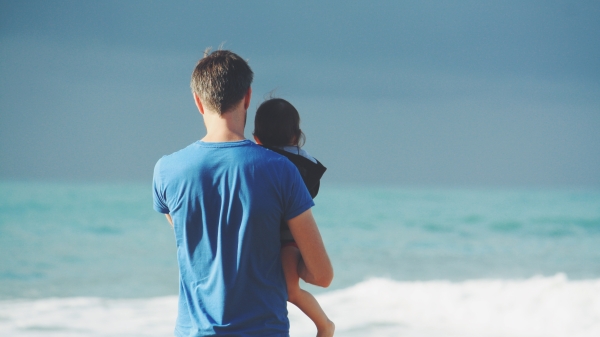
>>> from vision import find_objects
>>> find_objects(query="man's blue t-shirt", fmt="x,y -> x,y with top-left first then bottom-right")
153,140 -> 314,337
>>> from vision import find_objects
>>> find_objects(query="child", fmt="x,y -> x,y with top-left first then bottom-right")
253,98 -> 335,337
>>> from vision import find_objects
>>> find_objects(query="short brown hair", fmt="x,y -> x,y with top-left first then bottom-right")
190,49 -> 253,114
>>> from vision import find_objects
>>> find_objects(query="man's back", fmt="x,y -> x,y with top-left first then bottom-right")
153,139 -> 314,336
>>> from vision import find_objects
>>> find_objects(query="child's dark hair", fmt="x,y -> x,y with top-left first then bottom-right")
253,98 -> 305,147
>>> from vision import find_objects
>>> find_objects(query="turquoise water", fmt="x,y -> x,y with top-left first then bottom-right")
1,182 -> 600,336
0,182 -> 177,299
315,187 -> 600,290
1,181 -> 599,299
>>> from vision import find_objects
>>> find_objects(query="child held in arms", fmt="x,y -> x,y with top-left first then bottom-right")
253,98 -> 334,337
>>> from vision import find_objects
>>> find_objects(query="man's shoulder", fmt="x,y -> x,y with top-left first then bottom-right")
156,140 -> 292,168
158,141 -> 201,161
154,141 -> 220,179
158,140 -> 254,162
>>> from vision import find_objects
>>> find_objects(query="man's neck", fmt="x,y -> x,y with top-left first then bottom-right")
202,130 -> 245,142
201,105 -> 247,143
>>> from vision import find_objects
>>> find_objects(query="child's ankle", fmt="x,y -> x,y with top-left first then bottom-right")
316,319 -> 335,336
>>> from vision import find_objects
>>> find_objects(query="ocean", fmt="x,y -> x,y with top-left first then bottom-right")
1,181 -> 599,337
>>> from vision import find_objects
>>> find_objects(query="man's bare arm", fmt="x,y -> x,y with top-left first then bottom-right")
165,214 -> 174,227
287,208 -> 333,287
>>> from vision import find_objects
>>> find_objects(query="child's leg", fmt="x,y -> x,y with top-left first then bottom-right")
281,245 -> 335,337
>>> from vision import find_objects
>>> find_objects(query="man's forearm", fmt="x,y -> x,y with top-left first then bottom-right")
297,258 -> 321,285
288,209 -> 333,287
165,214 -> 174,227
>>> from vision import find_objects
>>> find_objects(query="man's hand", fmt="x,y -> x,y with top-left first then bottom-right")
165,214 -> 174,227
287,209 -> 333,287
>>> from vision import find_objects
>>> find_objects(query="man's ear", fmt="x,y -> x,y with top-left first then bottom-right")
193,93 -> 205,115
243,87 -> 252,110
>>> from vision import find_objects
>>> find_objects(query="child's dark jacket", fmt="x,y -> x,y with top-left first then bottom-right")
262,146 -> 326,198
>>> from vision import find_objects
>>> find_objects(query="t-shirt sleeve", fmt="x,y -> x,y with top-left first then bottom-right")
282,161 -> 315,221
152,158 -> 170,214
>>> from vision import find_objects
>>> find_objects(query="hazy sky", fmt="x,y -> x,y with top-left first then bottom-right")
1,0 -> 599,186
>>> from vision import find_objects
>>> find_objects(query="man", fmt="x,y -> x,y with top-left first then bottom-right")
152,49 -> 333,337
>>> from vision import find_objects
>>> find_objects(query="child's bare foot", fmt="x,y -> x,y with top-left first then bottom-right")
316,319 -> 335,337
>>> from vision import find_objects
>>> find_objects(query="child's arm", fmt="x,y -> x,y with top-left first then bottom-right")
287,209 -> 333,287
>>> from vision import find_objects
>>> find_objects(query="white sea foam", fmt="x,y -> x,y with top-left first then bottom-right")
1,274 -> 599,337
0,296 -> 178,337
